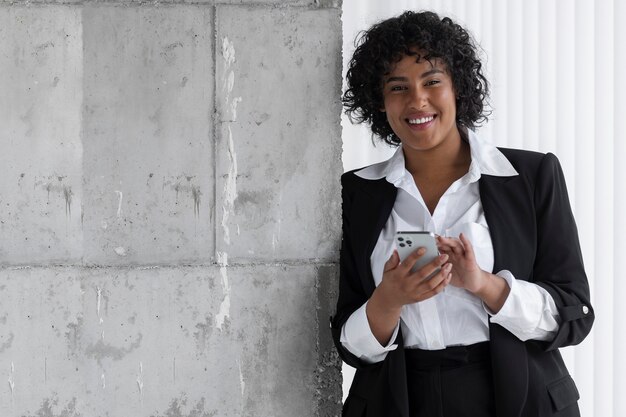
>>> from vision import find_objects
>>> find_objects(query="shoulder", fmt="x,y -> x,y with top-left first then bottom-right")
497,147 -> 545,170
341,163 -> 389,190
497,147 -> 562,180
340,165 -> 397,209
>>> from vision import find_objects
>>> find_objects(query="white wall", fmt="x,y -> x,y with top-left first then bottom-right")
341,1 -> 626,416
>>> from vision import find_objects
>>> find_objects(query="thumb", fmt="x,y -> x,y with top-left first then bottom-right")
384,250 -> 400,272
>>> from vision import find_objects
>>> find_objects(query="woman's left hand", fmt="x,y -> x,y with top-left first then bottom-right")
436,233 -> 489,294
437,233 -> 511,312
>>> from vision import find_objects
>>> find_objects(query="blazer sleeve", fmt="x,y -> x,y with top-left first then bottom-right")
532,152 -> 594,350
330,174 -> 380,369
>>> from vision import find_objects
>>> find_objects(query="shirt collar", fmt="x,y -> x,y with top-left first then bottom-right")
354,130 -> 519,184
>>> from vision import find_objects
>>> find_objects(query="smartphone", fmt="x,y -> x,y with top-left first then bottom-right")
396,231 -> 440,276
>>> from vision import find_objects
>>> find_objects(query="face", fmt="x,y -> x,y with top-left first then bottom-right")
381,54 -> 460,152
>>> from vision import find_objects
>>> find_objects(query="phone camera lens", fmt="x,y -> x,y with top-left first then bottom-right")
398,237 -> 404,242
406,240 -> 412,245
399,243 -> 405,247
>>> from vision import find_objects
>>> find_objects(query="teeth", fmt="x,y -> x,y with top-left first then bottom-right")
408,116 -> 434,124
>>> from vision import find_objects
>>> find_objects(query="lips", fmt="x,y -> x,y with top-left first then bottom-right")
408,115 -> 435,125
406,114 -> 436,130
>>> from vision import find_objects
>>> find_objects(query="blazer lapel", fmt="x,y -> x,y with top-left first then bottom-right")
348,176 -> 409,417
480,174 -> 530,417
348,177 -> 397,297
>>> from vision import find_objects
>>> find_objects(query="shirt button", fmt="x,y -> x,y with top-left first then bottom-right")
582,306 -> 589,315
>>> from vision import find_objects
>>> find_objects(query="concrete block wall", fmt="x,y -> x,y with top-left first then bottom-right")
0,2 -> 343,416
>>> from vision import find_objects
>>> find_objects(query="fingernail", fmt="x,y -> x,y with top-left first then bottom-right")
444,263 -> 452,271
418,247 -> 426,255
440,254 -> 448,261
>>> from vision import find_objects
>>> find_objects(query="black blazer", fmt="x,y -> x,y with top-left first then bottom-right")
331,148 -> 594,417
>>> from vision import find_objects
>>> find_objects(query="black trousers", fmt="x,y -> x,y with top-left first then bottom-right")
405,342 -> 496,417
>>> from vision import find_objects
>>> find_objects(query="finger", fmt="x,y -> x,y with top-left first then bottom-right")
447,238 -> 465,255
437,236 -> 465,255
412,253 -> 449,281
399,246 -> 426,272
437,247 -> 453,255
459,233 -> 477,262
415,265 -> 453,300
384,250 -> 400,272
436,244 -> 454,254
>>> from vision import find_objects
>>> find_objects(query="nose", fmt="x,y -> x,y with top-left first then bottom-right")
408,85 -> 428,109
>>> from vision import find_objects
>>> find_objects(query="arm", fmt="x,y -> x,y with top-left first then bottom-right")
438,153 -> 593,348
438,234 -> 561,342
531,153 -> 593,349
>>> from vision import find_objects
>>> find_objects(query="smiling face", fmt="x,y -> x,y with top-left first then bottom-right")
381,54 -> 460,153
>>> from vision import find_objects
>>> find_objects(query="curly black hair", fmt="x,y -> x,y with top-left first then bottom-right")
343,11 -> 490,146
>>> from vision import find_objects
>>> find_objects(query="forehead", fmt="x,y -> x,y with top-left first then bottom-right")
387,53 -> 447,75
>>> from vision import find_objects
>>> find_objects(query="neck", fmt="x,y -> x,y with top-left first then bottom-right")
403,129 -> 471,178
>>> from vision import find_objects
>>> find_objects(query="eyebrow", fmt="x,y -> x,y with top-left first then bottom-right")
384,68 -> 444,84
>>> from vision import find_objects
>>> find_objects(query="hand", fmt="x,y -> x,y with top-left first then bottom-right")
436,233 -> 488,294
437,233 -> 510,312
375,248 -> 453,309
366,248 -> 453,345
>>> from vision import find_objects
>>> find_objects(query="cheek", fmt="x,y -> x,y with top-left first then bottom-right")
437,90 -> 457,114
382,97 -> 402,115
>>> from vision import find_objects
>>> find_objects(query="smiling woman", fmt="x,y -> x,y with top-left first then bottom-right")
332,10 -> 594,417
343,11 -> 489,147
382,56 -> 457,150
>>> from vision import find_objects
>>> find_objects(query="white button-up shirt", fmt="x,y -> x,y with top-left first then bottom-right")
340,131 -> 560,363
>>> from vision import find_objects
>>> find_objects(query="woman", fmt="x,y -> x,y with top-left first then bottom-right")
331,11 -> 594,417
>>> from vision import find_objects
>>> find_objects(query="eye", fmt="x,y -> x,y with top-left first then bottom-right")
425,79 -> 440,86
389,85 -> 407,92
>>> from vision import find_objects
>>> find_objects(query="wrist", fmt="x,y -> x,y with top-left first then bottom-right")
370,284 -> 403,316
469,270 -> 495,296
473,271 -> 510,313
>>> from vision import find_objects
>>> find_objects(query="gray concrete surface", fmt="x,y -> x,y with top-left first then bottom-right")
0,3 -> 342,416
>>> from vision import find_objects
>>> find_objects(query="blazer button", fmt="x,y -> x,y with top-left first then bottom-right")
582,305 -> 589,315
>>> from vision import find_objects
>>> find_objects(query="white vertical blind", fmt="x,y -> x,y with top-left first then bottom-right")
593,1 -> 615,417
572,2 -> 597,416
613,2 -> 626,415
341,1 -> 624,416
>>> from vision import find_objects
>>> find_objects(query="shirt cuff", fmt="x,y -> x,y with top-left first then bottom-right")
340,301 -> 399,364
486,270 -> 560,341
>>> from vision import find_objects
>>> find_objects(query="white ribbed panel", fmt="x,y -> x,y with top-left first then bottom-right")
491,0 -> 508,146
341,2 -> 624,415
522,0 -> 539,152
538,0 -> 558,154
593,1 -> 615,417
613,1 -> 626,416
572,0 -> 596,415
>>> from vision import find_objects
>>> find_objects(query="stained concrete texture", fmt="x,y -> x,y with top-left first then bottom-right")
81,6 -> 215,265
0,265 -> 340,416
0,3 -> 342,416
215,6 -> 342,262
0,6 -> 83,264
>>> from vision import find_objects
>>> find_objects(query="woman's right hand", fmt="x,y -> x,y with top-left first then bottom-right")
378,248 -> 452,308
366,248 -> 452,345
